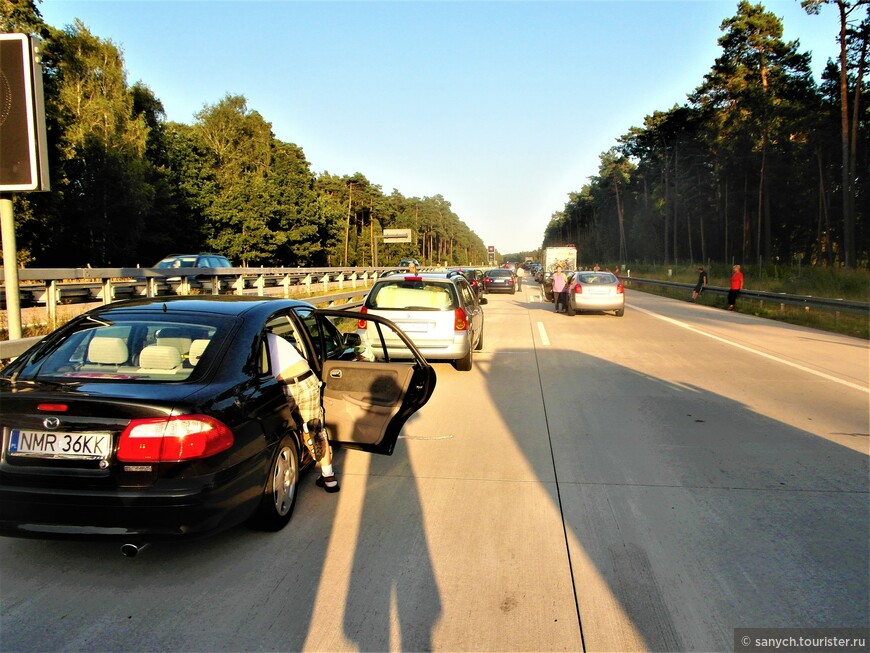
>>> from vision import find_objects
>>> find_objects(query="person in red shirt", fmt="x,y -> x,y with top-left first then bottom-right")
728,264 -> 744,311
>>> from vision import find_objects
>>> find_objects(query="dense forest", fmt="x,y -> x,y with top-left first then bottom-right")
543,0 -> 868,271
3,2 -> 867,272
1,1 -> 490,268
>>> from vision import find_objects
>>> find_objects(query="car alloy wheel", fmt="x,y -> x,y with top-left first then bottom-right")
248,435 -> 299,531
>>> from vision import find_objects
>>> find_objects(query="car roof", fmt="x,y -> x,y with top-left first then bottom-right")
82,295 -> 316,319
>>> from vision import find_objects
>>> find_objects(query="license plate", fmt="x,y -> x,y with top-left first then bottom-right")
8,429 -> 112,459
397,322 -> 429,332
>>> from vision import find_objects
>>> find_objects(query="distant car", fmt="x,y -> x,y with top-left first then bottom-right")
567,271 -> 625,316
447,268 -> 484,298
358,272 -> 486,371
0,296 -> 435,549
153,253 -> 233,270
483,268 -> 517,294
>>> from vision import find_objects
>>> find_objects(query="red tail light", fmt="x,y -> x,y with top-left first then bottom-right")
358,306 -> 368,329
37,403 -> 68,412
454,307 -> 469,331
617,283 -> 624,294
573,284 -> 583,294
117,414 -> 234,462
484,277 -> 492,284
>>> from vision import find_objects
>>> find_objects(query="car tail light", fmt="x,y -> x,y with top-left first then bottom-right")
404,276 -> 423,281
484,277 -> 491,284
573,284 -> 583,294
507,278 -> 514,285
37,403 -> 68,412
117,414 -> 234,462
454,307 -> 469,331
617,283 -> 624,294
357,306 -> 368,329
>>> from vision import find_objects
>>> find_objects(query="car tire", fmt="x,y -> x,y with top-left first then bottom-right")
454,348 -> 473,372
247,434 -> 299,531
474,325 -> 484,351
615,308 -> 625,317
566,304 -> 576,316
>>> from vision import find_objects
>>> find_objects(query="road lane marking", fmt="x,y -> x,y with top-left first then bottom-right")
537,321 -> 550,346
632,304 -> 869,394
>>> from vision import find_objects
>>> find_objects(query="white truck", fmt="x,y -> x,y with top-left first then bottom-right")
543,246 -> 577,274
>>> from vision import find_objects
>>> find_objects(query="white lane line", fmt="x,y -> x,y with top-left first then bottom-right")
537,321 -> 550,346
632,304 -> 869,394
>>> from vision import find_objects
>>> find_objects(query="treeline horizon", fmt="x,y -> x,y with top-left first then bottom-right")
2,2 -> 491,269
542,1 -> 868,271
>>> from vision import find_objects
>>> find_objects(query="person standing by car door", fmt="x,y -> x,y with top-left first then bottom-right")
552,265 -> 567,313
267,331 -> 340,492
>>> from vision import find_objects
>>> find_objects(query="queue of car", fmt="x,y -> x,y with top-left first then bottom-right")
0,258 -> 623,552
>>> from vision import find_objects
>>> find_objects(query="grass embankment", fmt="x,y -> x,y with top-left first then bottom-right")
622,263 -> 869,340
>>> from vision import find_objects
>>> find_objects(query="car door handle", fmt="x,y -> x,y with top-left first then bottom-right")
329,369 -> 342,379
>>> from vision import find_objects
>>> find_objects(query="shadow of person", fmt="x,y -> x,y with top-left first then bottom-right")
342,379 -> 442,651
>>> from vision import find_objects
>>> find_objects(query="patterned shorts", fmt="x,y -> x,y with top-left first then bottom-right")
282,372 -> 323,426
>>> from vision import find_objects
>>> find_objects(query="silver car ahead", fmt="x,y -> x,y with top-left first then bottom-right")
358,272 -> 486,371
567,272 -> 625,316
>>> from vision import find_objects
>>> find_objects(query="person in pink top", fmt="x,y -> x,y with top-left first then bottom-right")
552,265 -> 567,313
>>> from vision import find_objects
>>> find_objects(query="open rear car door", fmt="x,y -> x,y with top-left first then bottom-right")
307,308 -> 437,455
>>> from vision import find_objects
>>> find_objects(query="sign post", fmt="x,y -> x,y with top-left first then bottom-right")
1,34 -> 50,340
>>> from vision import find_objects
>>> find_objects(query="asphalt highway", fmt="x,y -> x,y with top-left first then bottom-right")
1,287 -> 867,652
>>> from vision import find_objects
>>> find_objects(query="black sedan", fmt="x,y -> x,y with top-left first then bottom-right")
0,296 -> 436,551
482,268 -> 517,294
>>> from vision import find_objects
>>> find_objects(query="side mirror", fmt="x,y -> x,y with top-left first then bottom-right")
344,332 -> 362,347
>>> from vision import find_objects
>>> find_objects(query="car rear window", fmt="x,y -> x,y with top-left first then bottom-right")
577,273 -> 617,284
487,269 -> 512,277
367,279 -> 457,310
13,316 -> 231,383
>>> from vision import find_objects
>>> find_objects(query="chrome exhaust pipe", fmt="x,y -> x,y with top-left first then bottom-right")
120,542 -> 149,558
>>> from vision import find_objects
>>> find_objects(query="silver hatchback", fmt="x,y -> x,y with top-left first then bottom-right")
567,271 -> 625,316
358,272 -> 486,371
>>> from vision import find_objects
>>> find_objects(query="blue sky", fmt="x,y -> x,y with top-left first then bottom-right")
38,0 -> 842,255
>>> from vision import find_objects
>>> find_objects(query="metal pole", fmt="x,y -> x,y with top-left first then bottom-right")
1,197 -> 23,339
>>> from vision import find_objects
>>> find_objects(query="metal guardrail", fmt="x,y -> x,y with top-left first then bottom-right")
0,286 -> 372,362
623,276 -> 870,316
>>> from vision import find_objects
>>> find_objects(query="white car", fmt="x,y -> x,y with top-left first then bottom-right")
358,272 -> 486,371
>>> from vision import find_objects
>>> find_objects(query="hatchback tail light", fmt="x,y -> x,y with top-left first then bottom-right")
454,307 -> 469,331
573,284 -> 583,294
357,306 -> 368,329
117,414 -> 234,462
617,283 -> 624,294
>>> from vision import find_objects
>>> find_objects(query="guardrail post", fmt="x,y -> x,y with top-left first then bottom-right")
337,273 -> 345,290
101,278 -> 113,305
147,278 -> 156,298
319,273 -> 329,293
47,279 -> 57,330
255,275 -> 266,297
350,272 -> 358,288
281,275 -> 292,297
304,274 -> 312,294
211,275 -> 220,296
231,276 -> 245,296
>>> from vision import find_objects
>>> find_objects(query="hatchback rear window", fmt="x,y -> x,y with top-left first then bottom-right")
367,280 -> 457,310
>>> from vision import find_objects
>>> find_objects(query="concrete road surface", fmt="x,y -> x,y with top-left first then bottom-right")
1,287 -> 867,652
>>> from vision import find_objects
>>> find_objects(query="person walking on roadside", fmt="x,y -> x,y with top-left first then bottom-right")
552,265 -> 567,313
692,266 -> 708,301
728,264 -> 744,311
